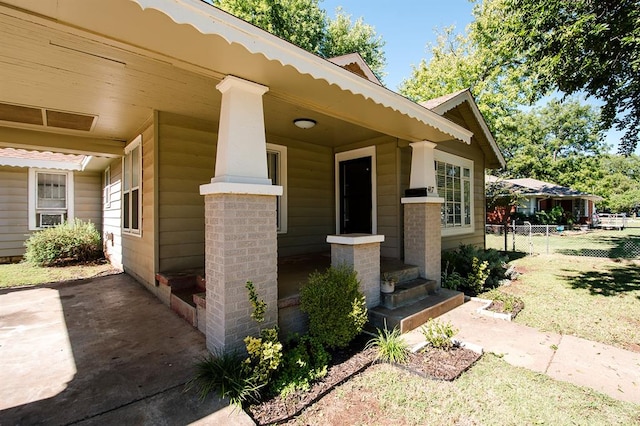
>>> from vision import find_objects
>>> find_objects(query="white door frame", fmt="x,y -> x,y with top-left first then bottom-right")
334,146 -> 377,235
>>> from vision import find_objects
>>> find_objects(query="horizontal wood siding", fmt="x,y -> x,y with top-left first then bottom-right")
0,167 -> 103,259
74,171 -> 102,230
275,137 -> 333,257
122,121 -> 156,287
375,139 -> 401,258
436,140 -> 486,251
157,111 -> 216,272
0,167 -> 28,257
103,159 -> 122,268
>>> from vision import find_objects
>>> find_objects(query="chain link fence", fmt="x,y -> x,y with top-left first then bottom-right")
485,220 -> 640,259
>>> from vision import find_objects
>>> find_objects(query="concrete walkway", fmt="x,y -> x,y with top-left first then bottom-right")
0,274 -> 253,425
404,299 -> 640,405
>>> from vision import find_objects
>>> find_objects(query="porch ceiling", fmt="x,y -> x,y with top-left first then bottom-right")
0,0 -> 471,156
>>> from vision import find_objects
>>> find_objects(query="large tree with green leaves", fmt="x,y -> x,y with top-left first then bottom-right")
213,0 -> 326,53
399,26 -> 535,147
499,98 -> 605,183
321,8 -> 386,80
471,0 -> 640,155
213,0 -> 386,80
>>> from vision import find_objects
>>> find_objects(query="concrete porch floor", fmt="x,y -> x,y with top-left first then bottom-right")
277,252 -> 409,299
0,274 -> 253,425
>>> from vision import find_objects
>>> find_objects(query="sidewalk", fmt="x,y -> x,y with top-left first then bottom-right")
403,299 -> 640,405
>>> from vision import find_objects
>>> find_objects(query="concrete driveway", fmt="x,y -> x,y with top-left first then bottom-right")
0,274 -> 253,425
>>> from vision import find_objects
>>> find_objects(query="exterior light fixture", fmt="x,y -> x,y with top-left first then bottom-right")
293,118 -> 316,129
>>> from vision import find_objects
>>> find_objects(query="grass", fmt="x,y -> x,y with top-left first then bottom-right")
498,255 -> 640,351
290,355 -> 640,425
0,261 -> 119,289
486,226 -> 640,258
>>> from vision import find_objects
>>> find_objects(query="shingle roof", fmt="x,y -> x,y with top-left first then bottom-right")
487,176 -> 603,200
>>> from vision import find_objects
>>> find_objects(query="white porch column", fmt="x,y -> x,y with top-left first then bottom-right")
403,141 -> 443,285
409,141 -> 439,196
200,75 -> 282,354
212,75 -> 271,185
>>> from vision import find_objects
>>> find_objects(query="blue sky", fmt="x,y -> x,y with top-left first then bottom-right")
321,0 -> 476,91
320,0 -> 626,152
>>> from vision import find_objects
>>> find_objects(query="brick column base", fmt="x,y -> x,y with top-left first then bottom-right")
203,193 -> 278,353
327,234 -> 384,308
402,199 -> 442,285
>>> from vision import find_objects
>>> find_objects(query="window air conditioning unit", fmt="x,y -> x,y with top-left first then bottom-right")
40,213 -> 64,228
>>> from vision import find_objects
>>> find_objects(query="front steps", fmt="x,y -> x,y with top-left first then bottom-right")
155,269 -> 205,333
370,264 -> 464,333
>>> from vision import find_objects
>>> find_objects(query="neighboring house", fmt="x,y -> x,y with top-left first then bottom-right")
0,148 -> 108,263
486,176 -> 602,225
0,0 -> 504,352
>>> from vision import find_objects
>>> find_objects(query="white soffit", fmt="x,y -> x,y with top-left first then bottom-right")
128,0 -> 472,144
2,0 -> 472,144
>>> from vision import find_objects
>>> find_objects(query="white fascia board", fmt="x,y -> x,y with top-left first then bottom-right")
431,90 -> 505,167
0,157 -> 82,170
130,0 -> 472,144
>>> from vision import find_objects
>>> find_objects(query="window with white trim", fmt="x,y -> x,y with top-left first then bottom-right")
28,169 -> 74,230
123,135 -> 142,236
435,152 -> 474,235
266,143 -> 287,233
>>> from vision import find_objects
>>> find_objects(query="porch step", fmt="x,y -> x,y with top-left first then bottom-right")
369,288 -> 464,333
155,269 -> 205,291
380,278 -> 437,309
381,264 -> 420,284
170,287 -> 199,327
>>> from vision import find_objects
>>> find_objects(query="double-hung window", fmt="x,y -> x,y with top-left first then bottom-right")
28,169 -> 74,229
435,151 -> 474,235
123,135 -> 141,236
266,143 -> 287,233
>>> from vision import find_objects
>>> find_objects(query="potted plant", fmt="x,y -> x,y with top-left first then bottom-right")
381,272 -> 397,293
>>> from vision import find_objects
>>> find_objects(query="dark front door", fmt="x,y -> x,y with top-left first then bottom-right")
339,156 -> 372,234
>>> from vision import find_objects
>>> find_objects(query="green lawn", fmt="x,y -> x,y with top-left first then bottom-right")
0,261 -> 120,289
289,356 -> 640,425
493,255 -> 640,351
486,226 -> 640,258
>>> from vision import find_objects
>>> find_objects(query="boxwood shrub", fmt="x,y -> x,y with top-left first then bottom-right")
24,219 -> 102,266
300,265 -> 367,349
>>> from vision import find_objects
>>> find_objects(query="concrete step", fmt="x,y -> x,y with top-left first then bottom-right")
380,278 -> 437,309
381,264 -> 420,284
369,288 -> 464,334
155,269 -> 204,291
169,287 -> 199,327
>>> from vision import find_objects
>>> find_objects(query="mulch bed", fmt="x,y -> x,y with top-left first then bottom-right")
246,338 -> 481,425
487,300 -> 525,318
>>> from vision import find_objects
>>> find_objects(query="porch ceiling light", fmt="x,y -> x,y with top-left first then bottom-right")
293,118 -> 316,129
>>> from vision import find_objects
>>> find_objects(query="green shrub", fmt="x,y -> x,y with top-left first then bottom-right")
365,326 -> 410,364
421,319 -> 458,351
441,245 -> 508,295
190,281 -> 284,406
243,282 -> 283,387
187,350 -> 262,406
24,219 -> 101,266
270,335 -> 330,397
300,265 -> 368,349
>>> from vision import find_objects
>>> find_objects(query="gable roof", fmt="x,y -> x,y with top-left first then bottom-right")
421,89 -> 505,169
1,0 -> 482,156
328,53 -> 381,85
487,176 -> 603,201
